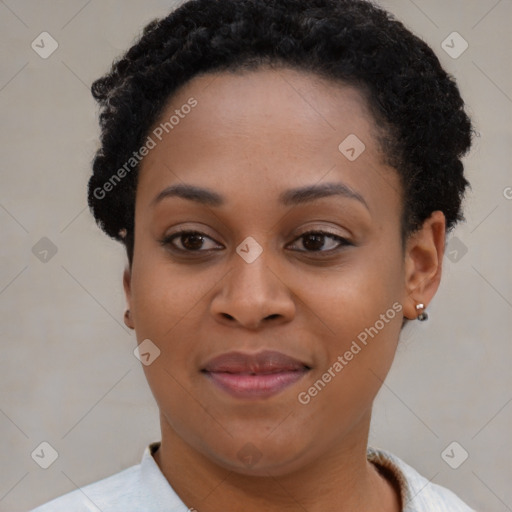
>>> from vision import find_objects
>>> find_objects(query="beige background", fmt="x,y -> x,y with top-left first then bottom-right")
1,0 -> 511,510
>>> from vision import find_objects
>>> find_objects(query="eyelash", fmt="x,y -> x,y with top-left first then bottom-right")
158,229 -> 353,257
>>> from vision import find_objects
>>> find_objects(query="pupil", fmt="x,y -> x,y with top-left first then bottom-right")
303,234 -> 324,251
183,233 -> 203,250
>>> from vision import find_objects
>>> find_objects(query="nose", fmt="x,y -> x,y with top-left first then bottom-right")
210,247 -> 296,330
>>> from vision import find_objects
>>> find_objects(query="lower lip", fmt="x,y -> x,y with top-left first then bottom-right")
204,369 -> 309,399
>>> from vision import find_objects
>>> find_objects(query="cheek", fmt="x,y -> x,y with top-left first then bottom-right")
308,246 -> 403,338
296,273 -> 403,437
303,242 -> 404,395
130,248 -> 211,338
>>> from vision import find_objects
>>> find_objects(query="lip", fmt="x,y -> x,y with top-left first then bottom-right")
202,350 -> 311,400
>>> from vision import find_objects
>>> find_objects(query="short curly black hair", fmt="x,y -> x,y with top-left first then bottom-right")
88,0 -> 473,267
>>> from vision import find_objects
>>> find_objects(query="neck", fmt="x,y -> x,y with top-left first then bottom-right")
153,412 -> 401,512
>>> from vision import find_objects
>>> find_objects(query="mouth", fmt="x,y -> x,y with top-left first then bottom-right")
201,350 -> 311,400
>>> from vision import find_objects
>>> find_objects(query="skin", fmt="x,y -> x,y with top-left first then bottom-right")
122,66 -> 445,512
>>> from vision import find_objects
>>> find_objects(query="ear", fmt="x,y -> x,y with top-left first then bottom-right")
402,210 -> 446,320
123,265 -> 135,329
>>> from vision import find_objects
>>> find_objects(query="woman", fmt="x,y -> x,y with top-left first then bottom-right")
31,0 -> 475,510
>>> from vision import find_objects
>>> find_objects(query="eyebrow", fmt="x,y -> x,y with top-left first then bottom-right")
151,182 -> 369,210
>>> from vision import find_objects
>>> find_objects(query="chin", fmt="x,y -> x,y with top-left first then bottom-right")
204,439 -> 312,478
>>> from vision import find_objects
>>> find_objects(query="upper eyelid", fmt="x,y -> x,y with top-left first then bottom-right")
162,229 -> 350,249
164,228 -> 347,240
162,230 -> 221,248
287,231 -> 352,251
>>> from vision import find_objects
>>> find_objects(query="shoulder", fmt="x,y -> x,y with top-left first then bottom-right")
29,442 -> 188,512
29,464 -> 142,512
367,447 -> 476,512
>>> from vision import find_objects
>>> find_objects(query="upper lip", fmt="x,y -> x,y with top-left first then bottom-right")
202,350 -> 311,374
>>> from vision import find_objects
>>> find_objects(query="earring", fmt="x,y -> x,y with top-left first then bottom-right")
415,303 -> 428,321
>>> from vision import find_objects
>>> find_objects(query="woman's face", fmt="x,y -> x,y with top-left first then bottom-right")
124,67 -> 441,475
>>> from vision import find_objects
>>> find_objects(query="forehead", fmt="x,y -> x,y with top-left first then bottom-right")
147,66 -> 379,155
136,66 -> 400,214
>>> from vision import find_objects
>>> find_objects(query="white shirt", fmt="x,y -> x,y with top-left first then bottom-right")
30,442 -> 475,511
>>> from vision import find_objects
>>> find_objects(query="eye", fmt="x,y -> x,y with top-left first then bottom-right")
287,230 -> 352,253
159,230 -> 223,253
159,229 -> 352,256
